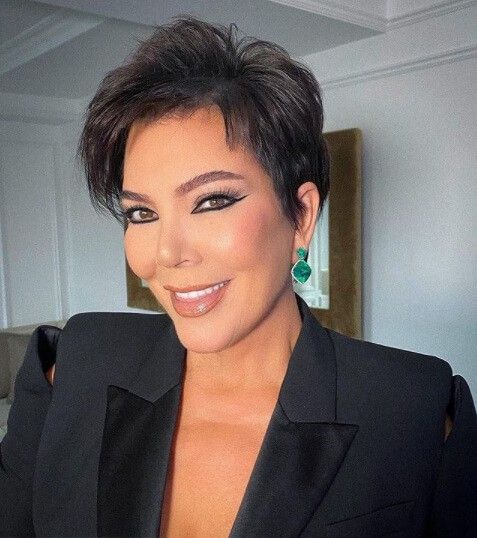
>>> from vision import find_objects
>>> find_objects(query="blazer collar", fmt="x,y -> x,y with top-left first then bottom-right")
97,293 -> 358,537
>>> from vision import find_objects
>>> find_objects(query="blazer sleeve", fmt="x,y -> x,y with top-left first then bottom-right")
427,374 -> 477,537
0,325 -> 60,537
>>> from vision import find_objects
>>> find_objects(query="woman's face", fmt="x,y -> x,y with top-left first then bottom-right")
122,106 -> 298,354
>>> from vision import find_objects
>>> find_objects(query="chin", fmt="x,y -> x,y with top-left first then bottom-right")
174,326 -> 234,355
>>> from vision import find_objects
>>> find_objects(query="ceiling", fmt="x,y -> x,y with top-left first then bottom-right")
0,0 -> 469,101
0,0 -> 383,100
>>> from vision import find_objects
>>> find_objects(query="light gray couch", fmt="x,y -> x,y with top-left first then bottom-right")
0,320 -> 67,440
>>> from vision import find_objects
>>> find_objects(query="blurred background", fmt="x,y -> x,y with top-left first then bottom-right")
0,0 -> 475,406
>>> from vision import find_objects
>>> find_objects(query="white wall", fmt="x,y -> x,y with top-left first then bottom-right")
304,3 -> 477,394
0,121 -> 64,326
323,57 -> 476,392
57,121 -> 154,316
56,122 -> 124,315
0,119 -> 148,327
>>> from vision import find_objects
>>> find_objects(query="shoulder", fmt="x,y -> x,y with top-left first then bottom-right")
325,327 -> 454,415
61,310 -> 172,335
58,310 -> 173,345
42,311 -> 174,380
328,327 -> 452,380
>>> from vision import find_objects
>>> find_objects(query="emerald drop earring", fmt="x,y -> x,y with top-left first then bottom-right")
290,246 -> 312,284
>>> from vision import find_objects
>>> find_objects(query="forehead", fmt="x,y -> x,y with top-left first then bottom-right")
123,106 -> 262,186
125,106 -> 227,157
121,107 -> 285,217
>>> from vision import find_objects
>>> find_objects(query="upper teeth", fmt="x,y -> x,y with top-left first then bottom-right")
175,281 -> 226,299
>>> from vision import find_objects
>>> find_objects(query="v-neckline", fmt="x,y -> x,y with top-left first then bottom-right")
157,372 -> 284,537
95,293 -> 359,537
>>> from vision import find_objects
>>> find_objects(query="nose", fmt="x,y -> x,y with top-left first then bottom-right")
154,216 -> 194,269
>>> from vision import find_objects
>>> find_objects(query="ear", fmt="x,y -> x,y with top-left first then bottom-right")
291,181 -> 320,263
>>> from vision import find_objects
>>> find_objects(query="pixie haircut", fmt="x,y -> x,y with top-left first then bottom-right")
78,15 -> 330,231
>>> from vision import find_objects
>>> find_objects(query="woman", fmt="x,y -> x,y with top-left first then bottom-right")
1,15 -> 476,538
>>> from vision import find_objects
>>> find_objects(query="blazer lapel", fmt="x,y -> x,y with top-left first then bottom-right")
97,320 -> 186,537
229,294 -> 358,536
97,293 -> 358,537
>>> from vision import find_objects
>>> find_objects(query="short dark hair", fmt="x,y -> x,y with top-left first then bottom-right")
77,14 -> 329,230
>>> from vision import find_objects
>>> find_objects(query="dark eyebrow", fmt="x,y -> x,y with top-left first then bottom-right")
119,170 -> 245,204
119,190 -> 155,205
175,170 -> 245,195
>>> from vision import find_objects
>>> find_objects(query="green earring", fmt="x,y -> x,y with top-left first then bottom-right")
291,247 -> 312,284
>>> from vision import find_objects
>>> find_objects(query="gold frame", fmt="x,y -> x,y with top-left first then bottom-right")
309,128 -> 362,338
126,127 -> 362,338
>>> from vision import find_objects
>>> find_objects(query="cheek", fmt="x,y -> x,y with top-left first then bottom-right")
124,227 -> 157,279
216,204 -> 288,270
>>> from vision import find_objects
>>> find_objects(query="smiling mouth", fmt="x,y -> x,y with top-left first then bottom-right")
172,280 -> 228,300
169,280 -> 231,317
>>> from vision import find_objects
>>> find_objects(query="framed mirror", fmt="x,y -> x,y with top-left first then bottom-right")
126,127 -> 362,338
305,128 -> 362,338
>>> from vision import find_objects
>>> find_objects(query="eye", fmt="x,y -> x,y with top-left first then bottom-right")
122,206 -> 157,224
192,188 -> 246,213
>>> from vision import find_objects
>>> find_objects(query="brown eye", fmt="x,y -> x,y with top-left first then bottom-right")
137,209 -> 153,219
201,197 -> 228,209
193,190 -> 245,213
123,207 -> 157,223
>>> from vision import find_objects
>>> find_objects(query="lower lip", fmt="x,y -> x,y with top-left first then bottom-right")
170,280 -> 231,317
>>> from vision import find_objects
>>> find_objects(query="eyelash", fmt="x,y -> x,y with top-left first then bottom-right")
121,187 -> 245,224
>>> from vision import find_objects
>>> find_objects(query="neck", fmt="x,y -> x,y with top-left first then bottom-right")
183,289 -> 303,394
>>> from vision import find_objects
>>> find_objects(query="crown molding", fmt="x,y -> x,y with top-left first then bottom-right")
2,43 -> 476,122
270,0 -> 476,33
387,0 -> 477,30
0,8 -> 103,76
269,0 -> 387,31
320,43 -> 477,90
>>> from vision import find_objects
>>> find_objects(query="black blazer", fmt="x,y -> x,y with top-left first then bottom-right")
1,293 -> 476,537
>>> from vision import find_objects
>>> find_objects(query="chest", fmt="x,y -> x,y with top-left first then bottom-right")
159,419 -> 269,537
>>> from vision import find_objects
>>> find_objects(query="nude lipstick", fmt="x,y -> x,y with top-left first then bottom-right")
168,280 -> 231,317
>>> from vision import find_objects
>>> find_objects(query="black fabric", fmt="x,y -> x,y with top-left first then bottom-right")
0,326 -> 59,537
0,293 -> 476,537
97,384 -> 182,537
425,375 -> 477,537
228,411 -> 358,537
36,326 -> 60,374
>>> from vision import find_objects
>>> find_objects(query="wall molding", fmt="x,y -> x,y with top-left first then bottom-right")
50,142 -> 65,321
271,0 -> 476,33
51,133 -> 75,320
321,43 -> 477,90
0,8 -> 103,76
2,41 -> 476,120
0,181 -> 9,328
270,0 -> 387,31
387,0 -> 477,30
0,122 -> 67,326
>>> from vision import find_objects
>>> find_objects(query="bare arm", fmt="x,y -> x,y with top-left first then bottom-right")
45,364 -> 55,385
444,412 -> 453,441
